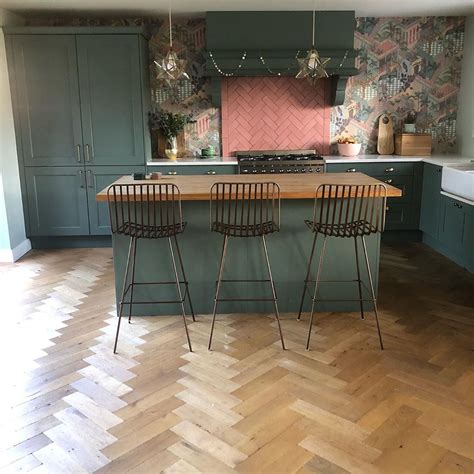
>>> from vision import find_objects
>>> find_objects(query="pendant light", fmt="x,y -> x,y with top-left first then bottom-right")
296,1 -> 331,84
155,0 -> 190,82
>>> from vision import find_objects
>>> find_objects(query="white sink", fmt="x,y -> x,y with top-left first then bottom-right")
442,163 -> 474,202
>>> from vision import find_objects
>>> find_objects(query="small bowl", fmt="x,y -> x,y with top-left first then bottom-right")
337,143 -> 361,157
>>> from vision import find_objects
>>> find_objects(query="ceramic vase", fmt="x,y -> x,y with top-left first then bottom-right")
165,136 -> 178,160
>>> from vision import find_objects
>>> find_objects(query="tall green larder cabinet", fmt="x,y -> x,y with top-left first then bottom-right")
5,27 -> 150,238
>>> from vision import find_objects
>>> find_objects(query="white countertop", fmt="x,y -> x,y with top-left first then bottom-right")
147,154 -> 474,167
147,156 -> 238,166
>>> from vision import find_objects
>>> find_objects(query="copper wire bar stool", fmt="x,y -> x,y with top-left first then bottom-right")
297,184 -> 387,351
107,183 -> 195,353
208,182 -> 286,350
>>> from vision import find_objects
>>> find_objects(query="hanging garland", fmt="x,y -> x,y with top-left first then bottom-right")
208,49 -> 350,77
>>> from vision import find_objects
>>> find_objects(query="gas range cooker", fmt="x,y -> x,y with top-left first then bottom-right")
236,149 -> 325,174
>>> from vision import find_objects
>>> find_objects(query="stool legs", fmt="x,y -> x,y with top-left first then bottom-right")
114,236 -> 136,354
354,236 -> 365,320
173,235 -> 196,322
208,235 -> 229,351
169,237 -> 193,352
361,236 -> 384,350
262,235 -> 286,350
297,232 -> 318,321
127,236 -> 138,324
306,235 -> 327,351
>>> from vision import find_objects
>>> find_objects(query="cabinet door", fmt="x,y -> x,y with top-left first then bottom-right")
438,196 -> 467,255
25,167 -> 90,236
419,163 -> 443,237
86,166 -> 145,235
77,35 -> 145,166
10,35 -> 83,166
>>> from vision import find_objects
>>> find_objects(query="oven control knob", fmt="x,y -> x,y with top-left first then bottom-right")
252,169 -> 257,173
261,169 -> 267,173
279,169 -> 285,173
301,168 -> 306,173
270,169 -> 275,173
286,169 -> 291,173
316,168 -> 321,172
309,168 -> 314,172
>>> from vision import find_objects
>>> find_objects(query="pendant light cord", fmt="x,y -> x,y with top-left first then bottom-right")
312,0 -> 316,47
168,0 -> 173,48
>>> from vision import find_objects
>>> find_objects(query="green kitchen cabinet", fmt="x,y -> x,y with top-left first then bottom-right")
419,163 -> 443,238
87,166 -> 145,235
438,195 -> 473,257
326,161 -> 421,231
24,167 -> 90,236
5,27 -> 150,238
7,30 -> 148,168
76,35 -> 145,166
8,35 -> 84,167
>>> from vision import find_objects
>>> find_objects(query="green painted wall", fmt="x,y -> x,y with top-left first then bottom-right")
0,9 -> 29,261
457,15 -> 474,157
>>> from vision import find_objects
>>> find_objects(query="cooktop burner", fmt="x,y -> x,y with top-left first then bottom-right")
236,150 -> 324,162
236,149 -> 326,174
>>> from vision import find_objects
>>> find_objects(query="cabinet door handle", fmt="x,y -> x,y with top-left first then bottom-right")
86,170 -> 95,188
206,170 -> 216,175
85,144 -> 92,162
78,170 -> 85,188
384,179 -> 393,184
454,202 -> 463,209
346,168 -> 357,173
167,171 -> 178,175
385,167 -> 395,172
76,144 -> 82,163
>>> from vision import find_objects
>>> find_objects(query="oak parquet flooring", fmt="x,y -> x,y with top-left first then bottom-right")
0,243 -> 473,472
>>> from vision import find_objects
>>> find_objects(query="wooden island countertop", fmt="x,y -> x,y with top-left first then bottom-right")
96,172 -> 402,201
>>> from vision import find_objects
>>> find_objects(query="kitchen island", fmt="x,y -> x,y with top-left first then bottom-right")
97,173 -> 402,315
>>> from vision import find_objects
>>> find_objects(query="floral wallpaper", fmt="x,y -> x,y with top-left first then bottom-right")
331,17 -> 465,154
27,15 -> 466,155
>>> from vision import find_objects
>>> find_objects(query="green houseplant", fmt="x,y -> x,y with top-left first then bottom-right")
149,111 -> 194,160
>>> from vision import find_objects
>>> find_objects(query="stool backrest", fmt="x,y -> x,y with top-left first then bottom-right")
210,182 -> 280,236
311,184 -> 387,237
107,183 -> 183,236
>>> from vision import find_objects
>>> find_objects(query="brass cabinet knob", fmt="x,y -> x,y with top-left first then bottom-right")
346,168 -> 357,172
385,167 -> 395,172
384,179 -> 393,184
206,170 -> 216,175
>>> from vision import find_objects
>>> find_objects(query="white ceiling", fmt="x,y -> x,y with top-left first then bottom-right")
0,0 -> 473,17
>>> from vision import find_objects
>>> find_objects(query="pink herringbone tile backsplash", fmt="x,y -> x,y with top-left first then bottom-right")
221,76 -> 331,156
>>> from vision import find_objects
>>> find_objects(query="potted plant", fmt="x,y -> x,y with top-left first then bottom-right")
337,135 -> 361,156
403,112 -> 416,133
149,111 -> 194,160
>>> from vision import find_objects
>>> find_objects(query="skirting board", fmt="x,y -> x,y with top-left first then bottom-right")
0,238 -> 32,263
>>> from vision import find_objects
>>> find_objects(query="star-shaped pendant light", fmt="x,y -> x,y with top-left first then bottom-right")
296,3 -> 331,84
154,1 -> 190,83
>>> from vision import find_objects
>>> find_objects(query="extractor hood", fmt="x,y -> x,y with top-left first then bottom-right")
205,11 -> 358,106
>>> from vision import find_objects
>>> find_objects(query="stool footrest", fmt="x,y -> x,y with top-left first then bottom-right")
216,297 -> 276,302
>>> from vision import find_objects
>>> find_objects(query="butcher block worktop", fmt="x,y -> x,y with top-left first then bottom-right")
97,173 -> 402,201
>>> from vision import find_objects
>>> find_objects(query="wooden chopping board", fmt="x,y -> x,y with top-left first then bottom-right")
377,114 -> 394,155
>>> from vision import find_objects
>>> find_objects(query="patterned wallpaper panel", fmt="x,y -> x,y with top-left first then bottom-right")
332,17 -> 465,154
27,15 -> 466,155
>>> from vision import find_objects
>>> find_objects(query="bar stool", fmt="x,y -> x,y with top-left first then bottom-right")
107,183 -> 195,353
208,182 -> 286,350
297,184 -> 387,351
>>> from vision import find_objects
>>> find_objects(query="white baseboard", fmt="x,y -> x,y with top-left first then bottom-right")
0,238 -> 32,263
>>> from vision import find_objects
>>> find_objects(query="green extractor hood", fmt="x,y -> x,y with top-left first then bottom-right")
205,11 -> 358,106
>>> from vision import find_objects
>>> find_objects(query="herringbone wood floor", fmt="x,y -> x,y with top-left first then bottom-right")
0,243 -> 473,473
